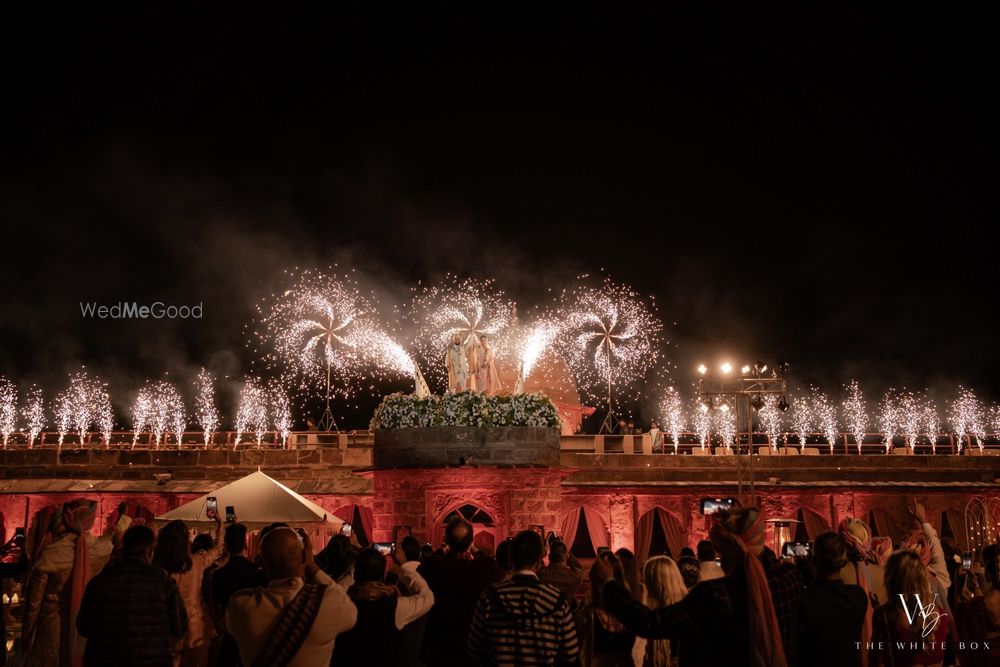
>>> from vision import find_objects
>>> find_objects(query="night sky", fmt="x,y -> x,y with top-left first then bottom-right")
0,10 -> 995,425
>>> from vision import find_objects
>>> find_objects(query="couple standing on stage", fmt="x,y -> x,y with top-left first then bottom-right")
444,333 -> 502,394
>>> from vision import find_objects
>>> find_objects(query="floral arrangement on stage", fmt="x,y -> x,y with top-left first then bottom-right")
370,391 -> 561,429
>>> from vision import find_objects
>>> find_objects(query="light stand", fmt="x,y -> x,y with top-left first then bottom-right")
317,361 -> 339,432
598,337 -> 616,434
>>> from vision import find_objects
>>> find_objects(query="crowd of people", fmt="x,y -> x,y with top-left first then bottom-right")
1,497 -> 998,666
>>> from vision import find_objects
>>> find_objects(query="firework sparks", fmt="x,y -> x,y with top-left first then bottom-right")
132,381 -> 186,449
923,401 -> 942,454
791,396 -> 813,450
809,388 -> 839,454
692,399 -> 711,451
556,279 -> 664,414
714,400 -> 736,451
513,318 -> 562,393
949,388 -> 985,452
408,276 -> 514,389
269,382 -> 293,447
252,270 -> 380,404
897,391 -> 923,452
878,390 -> 900,454
193,369 -> 220,447
235,379 -> 268,448
0,378 -> 15,448
842,381 -> 868,454
661,387 -> 684,453
54,370 -> 112,449
23,386 -> 44,449
758,394 -> 783,450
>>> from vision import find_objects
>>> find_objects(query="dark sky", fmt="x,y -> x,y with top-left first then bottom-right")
0,9 -> 996,423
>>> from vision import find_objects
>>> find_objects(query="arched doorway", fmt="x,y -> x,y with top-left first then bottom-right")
634,507 -> 686,562
435,503 -> 501,554
560,506 -> 610,558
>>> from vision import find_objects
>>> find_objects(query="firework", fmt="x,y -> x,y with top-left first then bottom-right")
193,369 -> 220,447
897,391 -> 922,452
23,386 -> 44,449
269,382 -> 293,447
252,270 -> 379,406
692,399 -> 711,451
54,370 -> 111,449
408,276 -> 515,389
513,318 -> 562,393
556,279 -> 664,417
949,388 -> 986,452
0,378 -> 15,448
990,404 -> 1000,437
791,396 -> 812,449
132,381 -> 186,449
363,330 -> 429,397
713,400 -> 736,451
235,379 -> 268,448
809,388 -> 839,454
758,394 -> 783,450
923,401 -> 942,454
660,387 -> 684,453
842,381 -> 868,454
878,391 -> 900,454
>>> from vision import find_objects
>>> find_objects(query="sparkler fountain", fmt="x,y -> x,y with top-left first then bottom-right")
810,388 -> 838,454
842,380 -> 868,454
878,391 -> 900,454
557,279 -> 663,434
269,382 -> 293,447
692,399 -> 711,452
758,394 -> 783,451
132,380 -> 186,449
661,387 -> 684,453
791,396 -> 812,451
0,378 -> 15,449
24,386 -> 44,449
235,379 -> 268,448
193,369 -> 220,447
949,388 -> 986,453
54,370 -> 112,450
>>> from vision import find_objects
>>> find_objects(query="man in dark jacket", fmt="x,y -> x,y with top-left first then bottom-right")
539,540 -> 584,602
468,530 -> 580,666
331,546 -> 434,666
419,517 -> 502,667
210,523 -> 256,667
78,525 -> 188,667
797,532 -> 868,667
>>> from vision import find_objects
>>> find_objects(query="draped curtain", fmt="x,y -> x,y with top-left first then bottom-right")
870,508 -> 903,545
560,506 -> 609,555
333,504 -> 374,545
799,508 -> 831,540
635,508 -> 686,562
945,509 -> 970,552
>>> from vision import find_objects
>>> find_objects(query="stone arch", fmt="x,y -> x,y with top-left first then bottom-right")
432,497 -> 505,554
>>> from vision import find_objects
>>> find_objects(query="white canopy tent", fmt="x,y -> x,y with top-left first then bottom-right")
155,470 -> 342,530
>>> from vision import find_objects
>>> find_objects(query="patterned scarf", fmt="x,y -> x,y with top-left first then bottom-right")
64,500 -> 97,667
710,508 -> 787,667
250,580 -> 329,667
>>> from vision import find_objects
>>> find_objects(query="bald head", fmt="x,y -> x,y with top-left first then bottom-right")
261,528 -> 306,580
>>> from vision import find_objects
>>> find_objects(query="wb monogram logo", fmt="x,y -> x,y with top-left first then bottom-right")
898,594 -> 947,638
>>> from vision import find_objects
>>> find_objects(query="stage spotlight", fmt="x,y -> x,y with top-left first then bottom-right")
720,362 -> 733,374
778,396 -> 790,411
753,362 -> 767,374
697,364 -> 708,375
741,365 -> 751,375
775,362 -> 790,377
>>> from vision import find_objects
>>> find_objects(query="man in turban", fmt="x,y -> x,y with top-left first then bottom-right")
589,506 -> 802,667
